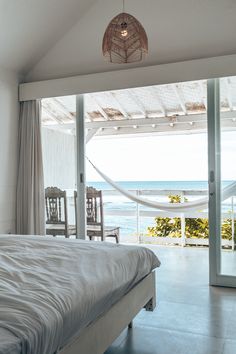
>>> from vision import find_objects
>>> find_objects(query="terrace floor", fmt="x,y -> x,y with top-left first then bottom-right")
105,245 -> 236,354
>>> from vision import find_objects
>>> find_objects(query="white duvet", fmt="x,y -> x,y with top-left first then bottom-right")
0,235 -> 160,354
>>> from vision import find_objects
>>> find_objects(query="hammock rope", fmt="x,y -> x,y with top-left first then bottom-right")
87,158 -> 236,214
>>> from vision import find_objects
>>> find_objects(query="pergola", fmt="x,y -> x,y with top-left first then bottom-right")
41,78 -> 236,140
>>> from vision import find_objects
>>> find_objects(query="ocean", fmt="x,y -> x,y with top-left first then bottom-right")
87,180 -> 233,238
89,180 -> 209,191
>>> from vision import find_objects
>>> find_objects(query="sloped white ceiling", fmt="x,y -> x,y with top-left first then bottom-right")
0,0 -> 96,74
26,0 -> 236,82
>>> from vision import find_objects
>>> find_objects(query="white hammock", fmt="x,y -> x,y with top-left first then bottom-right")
87,158 -> 236,214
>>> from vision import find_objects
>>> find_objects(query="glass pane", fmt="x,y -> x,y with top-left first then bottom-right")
220,77 -> 236,275
41,95 -> 77,235
85,81 -> 208,245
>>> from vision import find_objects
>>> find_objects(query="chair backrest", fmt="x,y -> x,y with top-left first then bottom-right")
86,187 -> 104,226
74,187 -> 104,236
45,187 -> 68,231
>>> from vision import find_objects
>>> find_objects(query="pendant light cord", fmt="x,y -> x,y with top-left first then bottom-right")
123,0 -> 125,13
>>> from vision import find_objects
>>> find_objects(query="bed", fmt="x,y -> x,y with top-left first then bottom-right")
0,235 -> 160,354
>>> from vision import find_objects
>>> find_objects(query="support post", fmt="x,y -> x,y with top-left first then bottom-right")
231,196 -> 235,251
180,192 -> 186,247
136,190 -> 140,243
207,78 -> 221,285
76,95 -> 86,239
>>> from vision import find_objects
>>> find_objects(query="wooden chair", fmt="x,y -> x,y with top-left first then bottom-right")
74,187 -> 120,243
45,187 -> 76,238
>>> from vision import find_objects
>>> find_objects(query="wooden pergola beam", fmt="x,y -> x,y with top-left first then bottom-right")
198,81 -> 207,109
149,87 -> 167,116
42,102 -> 65,124
173,84 -> 187,114
42,110 -> 236,132
225,77 -> 233,111
89,94 -> 110,120
85,110 -> 236,129
109,92 -> 130,118
95,119 -> 236,137
127,90 -> 147,117
52,98 -> 75,121
86,128 -> 100,143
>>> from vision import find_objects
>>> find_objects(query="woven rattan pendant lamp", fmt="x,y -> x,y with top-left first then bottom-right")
102,0 -> 148,64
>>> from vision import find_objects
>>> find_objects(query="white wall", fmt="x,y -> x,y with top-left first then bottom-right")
26,0 -> 236,82
42,128 -> 76,190
0,69 -> 19,233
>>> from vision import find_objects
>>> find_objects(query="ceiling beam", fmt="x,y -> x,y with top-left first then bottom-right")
41,110 -> 61,124
149,87 -> 166,116
88,94 -> 110,120
20,54 -> 236,102
97,122 -> 206,137
86,116 -> 192,129
44,97 -> 91,122
127,90 -> 147,117
225,77 -> 233,111
94,119 -> 236,138
86,128 -> 100,143
42,110 -> 236,131
51,98 -> 75,121
87,110 -> 236,129
109,92 -> 130,118
43,117 -> 236,138
173,84 -> 187,114
42,102 -> 65,124
198,81 -> 207,109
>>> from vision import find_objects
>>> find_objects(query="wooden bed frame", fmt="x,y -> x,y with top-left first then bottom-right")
60,271 -> 156,354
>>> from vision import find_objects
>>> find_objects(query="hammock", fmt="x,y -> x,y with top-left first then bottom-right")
87,158 -> 236,214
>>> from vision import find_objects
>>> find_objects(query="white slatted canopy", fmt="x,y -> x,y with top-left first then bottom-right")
41,78 -> 236,138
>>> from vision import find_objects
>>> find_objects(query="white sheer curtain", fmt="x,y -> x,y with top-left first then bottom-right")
16,100 -> 45,235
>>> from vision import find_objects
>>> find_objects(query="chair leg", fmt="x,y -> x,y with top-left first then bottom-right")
116,230 -> 120,244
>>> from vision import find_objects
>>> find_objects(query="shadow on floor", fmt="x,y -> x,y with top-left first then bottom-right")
105,245 -> 236,354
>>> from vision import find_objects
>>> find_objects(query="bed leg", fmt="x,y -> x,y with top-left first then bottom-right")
144,296 -> 156,311
128,321 -> 133,329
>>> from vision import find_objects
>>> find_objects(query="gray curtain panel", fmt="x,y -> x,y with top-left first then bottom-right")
16,100 -> 45,235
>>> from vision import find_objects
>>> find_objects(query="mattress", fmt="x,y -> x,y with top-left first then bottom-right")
0,235 -> 160,354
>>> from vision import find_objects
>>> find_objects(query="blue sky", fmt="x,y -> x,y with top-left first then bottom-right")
86,131 -> 236,182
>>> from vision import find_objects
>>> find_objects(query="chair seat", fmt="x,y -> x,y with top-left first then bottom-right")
105,226 -> 120,232
87,225 -> 120,243
46,224 -> 76,238
46,224 -> 76,230
87,225 -> 119,233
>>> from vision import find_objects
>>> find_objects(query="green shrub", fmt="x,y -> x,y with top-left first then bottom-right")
147,195 -> 235,240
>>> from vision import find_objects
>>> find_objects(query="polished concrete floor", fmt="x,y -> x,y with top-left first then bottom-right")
221,250 -> 236,276
105,246 -> 236,354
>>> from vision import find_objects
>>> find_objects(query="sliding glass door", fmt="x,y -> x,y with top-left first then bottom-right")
208,78 -> 236,287
76,95 -> 86,239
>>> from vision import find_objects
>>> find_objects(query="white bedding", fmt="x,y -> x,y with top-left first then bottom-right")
0,235 -> 160,354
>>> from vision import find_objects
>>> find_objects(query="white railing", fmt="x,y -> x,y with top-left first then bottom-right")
101,189 -> 236,249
